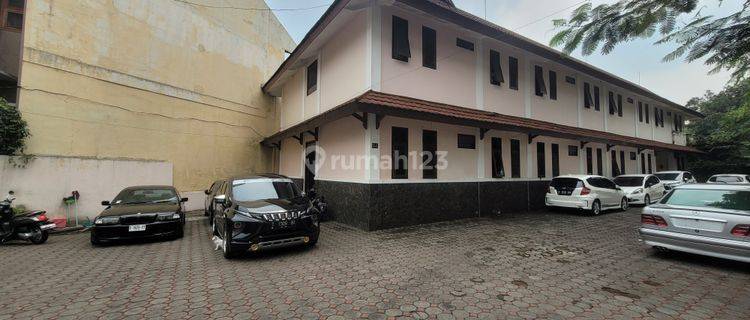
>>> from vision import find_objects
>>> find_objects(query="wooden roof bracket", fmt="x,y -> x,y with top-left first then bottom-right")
580,141 -> 589,148
606,144 -> 615,152
306,127 -> 319,141
352,112 -> 368,129
637,147 -> 648,154
479,128 -> 490,140
528,133 -> 539,144
292,132 -> 304,145
375,114 -> 385,129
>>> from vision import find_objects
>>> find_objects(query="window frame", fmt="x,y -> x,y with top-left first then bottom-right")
510,139 -> 521,178
422,130 -> 437,179
586,147 -> 593,175
491,137 -> 505,178
596,148 -> 603,176
306,60 -> 318,95
391,15 -> 411,62
391,127 -> 409,179
549,70 -> 557,100
583,82 -> 592,109
1,0 -> 23,31
551,143 -> 560,177
508,56 -> 519,90
534,65 -> 546,97
536,142 -> 546,178
421,26 -> 436,69
594,86 -> 600,111
457,134 -> 476,149
489,49 -> 504,86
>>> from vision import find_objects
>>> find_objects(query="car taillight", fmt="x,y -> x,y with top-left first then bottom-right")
38,214 -> 48,222
641,214 -> 668,227
730,225 -> 750,237
580,187 -> 591,195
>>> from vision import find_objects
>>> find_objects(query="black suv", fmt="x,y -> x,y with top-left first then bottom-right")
211,174 -> 320,258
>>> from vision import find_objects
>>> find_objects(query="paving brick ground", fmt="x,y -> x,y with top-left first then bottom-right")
1,208 -> 749,320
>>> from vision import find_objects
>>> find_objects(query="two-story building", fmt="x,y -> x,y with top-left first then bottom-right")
261,0 -> 703,231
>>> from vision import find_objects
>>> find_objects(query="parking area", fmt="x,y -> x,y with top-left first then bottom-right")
1,208 -> 749,320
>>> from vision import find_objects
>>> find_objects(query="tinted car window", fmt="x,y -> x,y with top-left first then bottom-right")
550,178 -> 583,189
656,173 -> 679,180
661,189 -> 750,211
715,176 -> 743,183
648,176 -> 660,186
232,179 -> 301,202
586,178 -> 601,188
601,178 -> 617,189
113,188 -> 178,205
614,176 -> 643,187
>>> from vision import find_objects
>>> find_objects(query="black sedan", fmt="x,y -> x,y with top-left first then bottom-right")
91,186 -> 187,245
212,174 -> 320,258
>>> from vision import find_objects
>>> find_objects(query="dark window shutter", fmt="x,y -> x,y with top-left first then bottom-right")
422,130 -> 437,179
586,147 -> 593,175
421,26 -> 436,69
645,104 -> 650,123
660,109 -> 665,127
510,139 -> 521,178
391,127 -> 409,179
568,145 -> 578,156
654,107 -> 659,126
620,151 -> 626,174
641,153 -> 646,174
608,92 -> 616,115
551,144 -> 559,177
647,154 -> 653,173
489,50 -> 503,86
611,150 -> 620,176
456,38 -> 474,51
536,142 -> 546,178
596,148 -> 603,176
509,57 -> 519,90
457,134 -> 476,149
534,65 -> 546,97
306,60 -> 318,95
594,86 -> 600,111
549,71 -> 557,100
391,16 -> 411,62
617,94 -> 623,117
638,102 -> 643,122
583,83 -> 592,108
491,137 -> 505,178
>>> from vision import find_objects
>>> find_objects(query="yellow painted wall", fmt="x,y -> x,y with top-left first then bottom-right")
16,0 -> 294,194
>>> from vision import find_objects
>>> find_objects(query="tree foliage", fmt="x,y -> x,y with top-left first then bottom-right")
0,98 -> 30,155
551,0 -> 750,81
685,80 -> 750,179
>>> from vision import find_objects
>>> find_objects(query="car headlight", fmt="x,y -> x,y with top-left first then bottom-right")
94,216 -> 120,225
632,188 -> 643,194
156,212 -> 181,221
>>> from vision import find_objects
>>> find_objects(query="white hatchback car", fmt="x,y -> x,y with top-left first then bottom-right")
614,174 -> 666,205
655,171 -> 696,190
546,175 -> 628,215
707,174 -> 750,185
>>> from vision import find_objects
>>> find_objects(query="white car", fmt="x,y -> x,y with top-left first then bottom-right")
707,174 -> 750,185
546,175 -> 629,215
613,174 -> 666,205
655,171 -> 696,190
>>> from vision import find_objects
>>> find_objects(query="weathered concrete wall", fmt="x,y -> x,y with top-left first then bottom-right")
0,155 -> 172,221
15,0 -> 294,211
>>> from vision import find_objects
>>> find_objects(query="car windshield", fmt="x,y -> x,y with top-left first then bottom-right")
232,179 -> 301,202
550,178 -> 583,189
655,173 -> 680,181
661,189 -> 750,211
614,176 -> 644,187
113,188 -> 178,205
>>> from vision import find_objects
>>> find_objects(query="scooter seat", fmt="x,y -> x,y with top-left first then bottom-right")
20,210 -> 46,217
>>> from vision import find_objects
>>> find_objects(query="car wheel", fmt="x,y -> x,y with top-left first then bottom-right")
644,195 -> 651,205
590,200 -> 601,216
620,197 -> 628,211
222,228 -> 236,259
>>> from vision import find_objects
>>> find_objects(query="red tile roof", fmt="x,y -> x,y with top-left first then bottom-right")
356,91 -> 701,153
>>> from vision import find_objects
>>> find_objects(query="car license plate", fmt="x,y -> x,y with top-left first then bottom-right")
128,224 -> 147,232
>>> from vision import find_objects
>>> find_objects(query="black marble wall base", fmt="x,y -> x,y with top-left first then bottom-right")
315,179 -> 551,231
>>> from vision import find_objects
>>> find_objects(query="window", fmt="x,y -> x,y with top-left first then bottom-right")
491,137 -> 505,178
391,127 -> 408,179
596,148 -> 603,176
594,86 -> 600,111
586,147 -> 593,175
536,142 -> 546,178
617,94 -> 623,117
568,145 -> 578,156
583,82 -> 593,109
456,38 -> 474,51
619,151 -> 626,175
421,26 -> 436,69
534,65 -> 546,97
2,0 -> 23,31
510,139 -> 521,178
645,104 -> 650,123
422,130 -> 437,179
549,71 -> 557,100
489,50 -> 504,86
641,153 -> 646,174
391,16 -> 410,62
660,109 -> 665,127
638,102 -> 643,122
647,154 -> 653,173
608,91 -> 617,115
654,107 -> 660,127
565,76 -> 576,85
678,114 -> 684,132
306,60 -> 318,95
457,134 -> 476,149
508,56 -> 519,90
611,150 -> 620,176
551,144 -> 560,177
630,152 -> 636,160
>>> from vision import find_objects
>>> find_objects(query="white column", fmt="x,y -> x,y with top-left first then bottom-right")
369,5 -> 382,91
477,129 -> 485,179
526,138 -> 534,179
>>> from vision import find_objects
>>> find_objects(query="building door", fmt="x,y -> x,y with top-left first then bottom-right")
304,141 -> 316,192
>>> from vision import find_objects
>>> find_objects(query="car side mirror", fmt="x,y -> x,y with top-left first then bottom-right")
181,197 -> 189,203
204,189 -> 210,195
301,191 -> 307,198
214,195 -> 226,205
101,200 -> 110,206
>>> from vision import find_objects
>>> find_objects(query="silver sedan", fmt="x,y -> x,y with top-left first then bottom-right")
639,184 -> 750,263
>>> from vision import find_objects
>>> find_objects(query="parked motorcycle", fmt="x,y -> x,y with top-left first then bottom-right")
306,189 -> 329,221
1,191 -> 56,245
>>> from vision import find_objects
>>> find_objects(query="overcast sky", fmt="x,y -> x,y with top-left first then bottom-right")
265,0 -> 739,104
